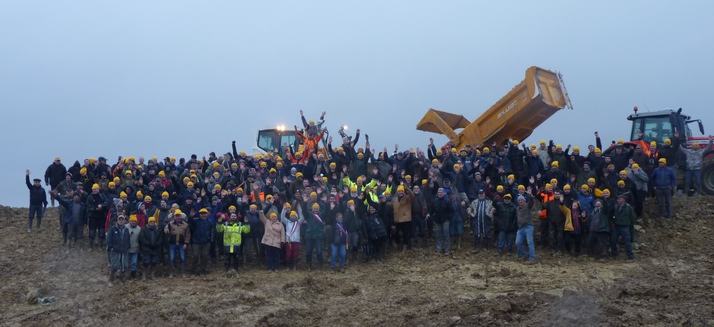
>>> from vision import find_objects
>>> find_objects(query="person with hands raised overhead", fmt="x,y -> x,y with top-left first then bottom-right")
216,212 -> 250,277
258,203 -> 285,273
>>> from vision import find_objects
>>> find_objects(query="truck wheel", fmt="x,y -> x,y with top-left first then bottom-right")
703,157 -> 714,195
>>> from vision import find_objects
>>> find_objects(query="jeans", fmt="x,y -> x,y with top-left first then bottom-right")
655,187 -> 672,218
684,169 -> 703,195
128,253 -> 139,272
497,231 -> 514,253
330,243 -> 346,268
516,225 -> 536,260
306,238 -> 323,264
610,226 -> 634,259
142,253 -> 159,266
28,205 -> 43,230
450,215 -> 463,237
434,220 -> 451,253
168,243 -> 186,263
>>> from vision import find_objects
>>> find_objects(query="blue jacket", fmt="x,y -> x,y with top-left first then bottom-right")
55,196 -> 85,224
650,166 -> 676,189
191,217 -> 215,244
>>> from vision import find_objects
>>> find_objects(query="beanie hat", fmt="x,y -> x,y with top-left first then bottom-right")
496,185 -> 504,192
563,184 -> 571,190
144,196 -> 152,202
108,182 -> 115,187
617,180 -> 625,187
80,167 -> 87,175
658,158 -> 667,164
270,212 -> 278,219
517,195 -> 526,202
92,184 -> 100,190
129,215 -> 138,222
587,178 -> 596,184
120,191 -> 127,197
290,211 -> 298,218
397,185 -> 405,192
148,217 -> 156,224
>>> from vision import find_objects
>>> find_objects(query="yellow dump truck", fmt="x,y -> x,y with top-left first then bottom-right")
416,66 -> 572,149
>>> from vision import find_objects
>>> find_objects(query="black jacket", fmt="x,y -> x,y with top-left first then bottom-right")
26,175 -> 47,206
429,196 -> 454,224
44,163 -> 67,188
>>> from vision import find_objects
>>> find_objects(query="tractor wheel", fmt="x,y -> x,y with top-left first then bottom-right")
703,156 -> 714,195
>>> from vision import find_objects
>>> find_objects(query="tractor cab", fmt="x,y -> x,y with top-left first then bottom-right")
256,125 -> 296,159
627,107 -> 704,146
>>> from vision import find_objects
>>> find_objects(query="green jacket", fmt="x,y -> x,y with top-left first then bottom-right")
303,207 -> 326,240
612,203 -> 635,226
494,201 -> 518,232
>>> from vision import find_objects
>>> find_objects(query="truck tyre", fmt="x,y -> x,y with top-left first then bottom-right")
703,156 -> 714,195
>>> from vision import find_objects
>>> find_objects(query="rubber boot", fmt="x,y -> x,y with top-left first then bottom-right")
142,266 -> 147,281
98,239 -> 105,251
150,266 -> 157,280
108,271 -> 114,287
308,262 -> 312,271
350,251 -> 357,264
169,263 -> 175,279
293,260 -> 298,271
119,271 -> 126,282
457,236 -> 462,250
181,262 -> 187,278
130,271 -> 136,279
89,238 -> 95,252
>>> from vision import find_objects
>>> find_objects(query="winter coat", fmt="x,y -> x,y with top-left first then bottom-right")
626,168 -> 649,192
303,207 -> 327,240
588,206 -> 609,233
391,187 -> 414,223
613,203 -> 635,227
139,225 -> 164,256
106,224 -> 131,253
260,212 -> 285,248
26,175 -> 47,207
191,217 -> 215,245
429,196 -> 454,224
363,213 -> 387,240
493,201 -> 518,232
56,196 -> 85,225
44,163 -> 67,188
164,219 -> 191,245
650,166 -> 676,189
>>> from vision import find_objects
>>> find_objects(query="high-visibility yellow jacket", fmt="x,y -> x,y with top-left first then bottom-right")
216,221 -> 250,253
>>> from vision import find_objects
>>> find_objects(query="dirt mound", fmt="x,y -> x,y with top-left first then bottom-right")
1,197 -> 714,326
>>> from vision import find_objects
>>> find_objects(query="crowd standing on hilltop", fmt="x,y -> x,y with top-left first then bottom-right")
26,111 -> 714,285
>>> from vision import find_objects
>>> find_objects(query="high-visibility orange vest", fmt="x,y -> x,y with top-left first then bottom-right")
538,192 -> 554,219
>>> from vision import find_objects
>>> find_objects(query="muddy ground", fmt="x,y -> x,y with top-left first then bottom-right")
1,197 -> 714,327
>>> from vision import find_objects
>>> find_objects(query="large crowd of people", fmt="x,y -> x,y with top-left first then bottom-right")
25,111 -> 713,286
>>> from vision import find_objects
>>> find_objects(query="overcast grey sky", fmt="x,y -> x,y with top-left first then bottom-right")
2,1 -> 712,207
